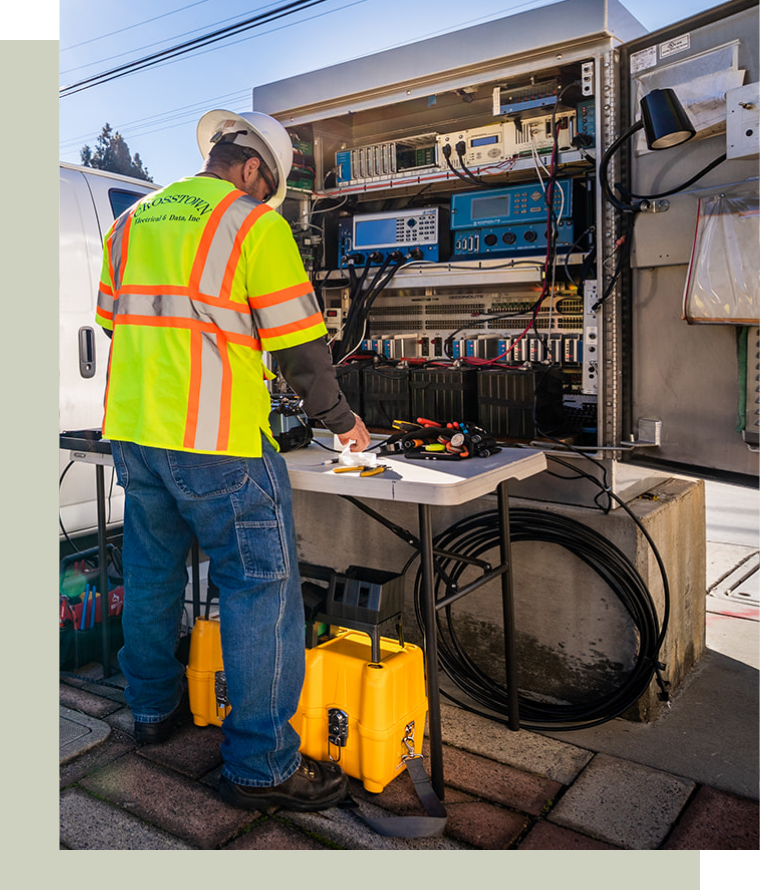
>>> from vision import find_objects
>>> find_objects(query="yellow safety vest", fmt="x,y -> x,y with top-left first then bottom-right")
96,177 -> 327,457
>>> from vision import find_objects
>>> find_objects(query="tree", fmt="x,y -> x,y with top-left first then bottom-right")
80,123 -> 153,181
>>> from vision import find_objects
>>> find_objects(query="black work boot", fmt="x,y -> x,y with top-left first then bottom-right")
133,691 -> 191,746
218,756 -> 348,812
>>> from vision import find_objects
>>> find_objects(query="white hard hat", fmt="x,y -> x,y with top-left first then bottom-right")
197,109 -> 293,208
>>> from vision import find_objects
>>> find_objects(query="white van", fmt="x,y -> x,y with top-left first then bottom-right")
59,162 -> 159,540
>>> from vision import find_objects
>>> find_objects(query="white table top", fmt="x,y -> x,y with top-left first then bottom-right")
63,431 -> 548,508
284,436 -> 547,507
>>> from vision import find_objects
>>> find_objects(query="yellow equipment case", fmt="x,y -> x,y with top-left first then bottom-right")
186,617 -> 428,793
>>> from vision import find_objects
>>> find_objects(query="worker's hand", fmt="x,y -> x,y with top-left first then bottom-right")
337,414 -> 371,452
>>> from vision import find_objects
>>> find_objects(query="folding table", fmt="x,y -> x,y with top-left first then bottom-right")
60,430 -> 547,798
283,437 -> 547,799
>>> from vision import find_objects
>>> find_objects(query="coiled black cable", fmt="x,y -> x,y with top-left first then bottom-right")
413,506 -> 668,731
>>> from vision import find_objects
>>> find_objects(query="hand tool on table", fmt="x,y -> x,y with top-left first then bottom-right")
333,464 -> 388,477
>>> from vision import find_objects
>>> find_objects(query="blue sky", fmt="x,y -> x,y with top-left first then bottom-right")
53,0 -> 724,185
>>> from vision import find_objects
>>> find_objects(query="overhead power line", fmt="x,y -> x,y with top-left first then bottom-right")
59,0 -> 329,97
60,0 -> 215,53
59,4 -> 268,77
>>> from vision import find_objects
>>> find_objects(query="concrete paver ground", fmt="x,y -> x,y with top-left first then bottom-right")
58,627 -> 758,851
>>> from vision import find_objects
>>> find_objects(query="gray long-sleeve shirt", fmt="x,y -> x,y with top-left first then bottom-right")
271,337 -> 356,435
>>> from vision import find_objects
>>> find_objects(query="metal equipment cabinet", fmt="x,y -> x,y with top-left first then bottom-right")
253,0 -> 758,488
250,0 -> 757,725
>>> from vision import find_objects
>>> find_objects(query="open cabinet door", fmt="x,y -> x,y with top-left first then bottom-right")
618,0 -> 759,482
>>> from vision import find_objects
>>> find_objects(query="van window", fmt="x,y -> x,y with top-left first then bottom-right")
109,189 -> 146,219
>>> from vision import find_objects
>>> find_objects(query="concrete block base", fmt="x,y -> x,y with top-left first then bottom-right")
292,475 -> 706,724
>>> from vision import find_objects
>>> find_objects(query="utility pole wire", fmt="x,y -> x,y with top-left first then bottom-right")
60,0 -> 329,97
60,2 -> 287,76
60,0 -> 214,53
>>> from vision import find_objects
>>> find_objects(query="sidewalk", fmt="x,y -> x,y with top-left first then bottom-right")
59,480 -> 759,851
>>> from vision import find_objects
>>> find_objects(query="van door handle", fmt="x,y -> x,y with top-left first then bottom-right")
79,326 -> 96,378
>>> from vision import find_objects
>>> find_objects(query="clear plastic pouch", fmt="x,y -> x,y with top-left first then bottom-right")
683,185 -> 759,324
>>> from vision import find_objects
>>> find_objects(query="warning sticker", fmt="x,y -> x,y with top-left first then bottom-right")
660,34 -> 690,58
630,45 -> 657,74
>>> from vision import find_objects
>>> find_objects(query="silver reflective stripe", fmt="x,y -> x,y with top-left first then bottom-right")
97,285 -> 114,323
192,332 -> 225,452
197,195 -> 264,297
253,290 -> 321,332
110,214 -> 131,293
115,291 -> 254,339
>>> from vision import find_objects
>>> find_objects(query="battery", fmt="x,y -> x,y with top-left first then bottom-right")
186,618 -> 428,793
361,365 -> 410,429
334,364 -> 363,416
477,368 -> 565,438
409,367 -> 479,422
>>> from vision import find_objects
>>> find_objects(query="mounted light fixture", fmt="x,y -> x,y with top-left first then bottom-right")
600,88 -> 704,213
639,88 -> 697,149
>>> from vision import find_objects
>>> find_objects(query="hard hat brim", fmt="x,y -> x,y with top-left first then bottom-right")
197,109 -> 288,208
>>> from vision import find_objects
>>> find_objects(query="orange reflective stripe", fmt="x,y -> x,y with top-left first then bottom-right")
219,204 -> 271,302
257,311 -> 325,340
189,191 -> 242,298
113,313 -> 261,350
99,282 -> 114,297
183,328 -> 203,449
96,305 -> 113,323
224,330 -> 262,349
250,280 -> 314,309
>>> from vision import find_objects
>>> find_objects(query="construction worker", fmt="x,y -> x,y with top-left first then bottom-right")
96,109 -> 370,812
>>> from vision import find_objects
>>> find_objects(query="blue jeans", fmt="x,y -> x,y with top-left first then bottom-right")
110,438 -> 305,787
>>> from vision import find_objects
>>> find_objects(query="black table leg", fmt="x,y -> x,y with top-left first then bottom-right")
497,479 -> 519,730
418,503 -> 445,800
95,463 -> 111,679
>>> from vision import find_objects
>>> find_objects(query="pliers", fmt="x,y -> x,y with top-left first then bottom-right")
333,464 -> 388,477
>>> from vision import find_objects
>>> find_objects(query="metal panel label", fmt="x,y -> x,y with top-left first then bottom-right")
660,34 -> 691,59
630,45 -> 657,73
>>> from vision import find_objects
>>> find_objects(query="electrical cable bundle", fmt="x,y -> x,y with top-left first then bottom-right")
332,251 -> 406,363
441,142 -> 490,188
413,505 -> 669,731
